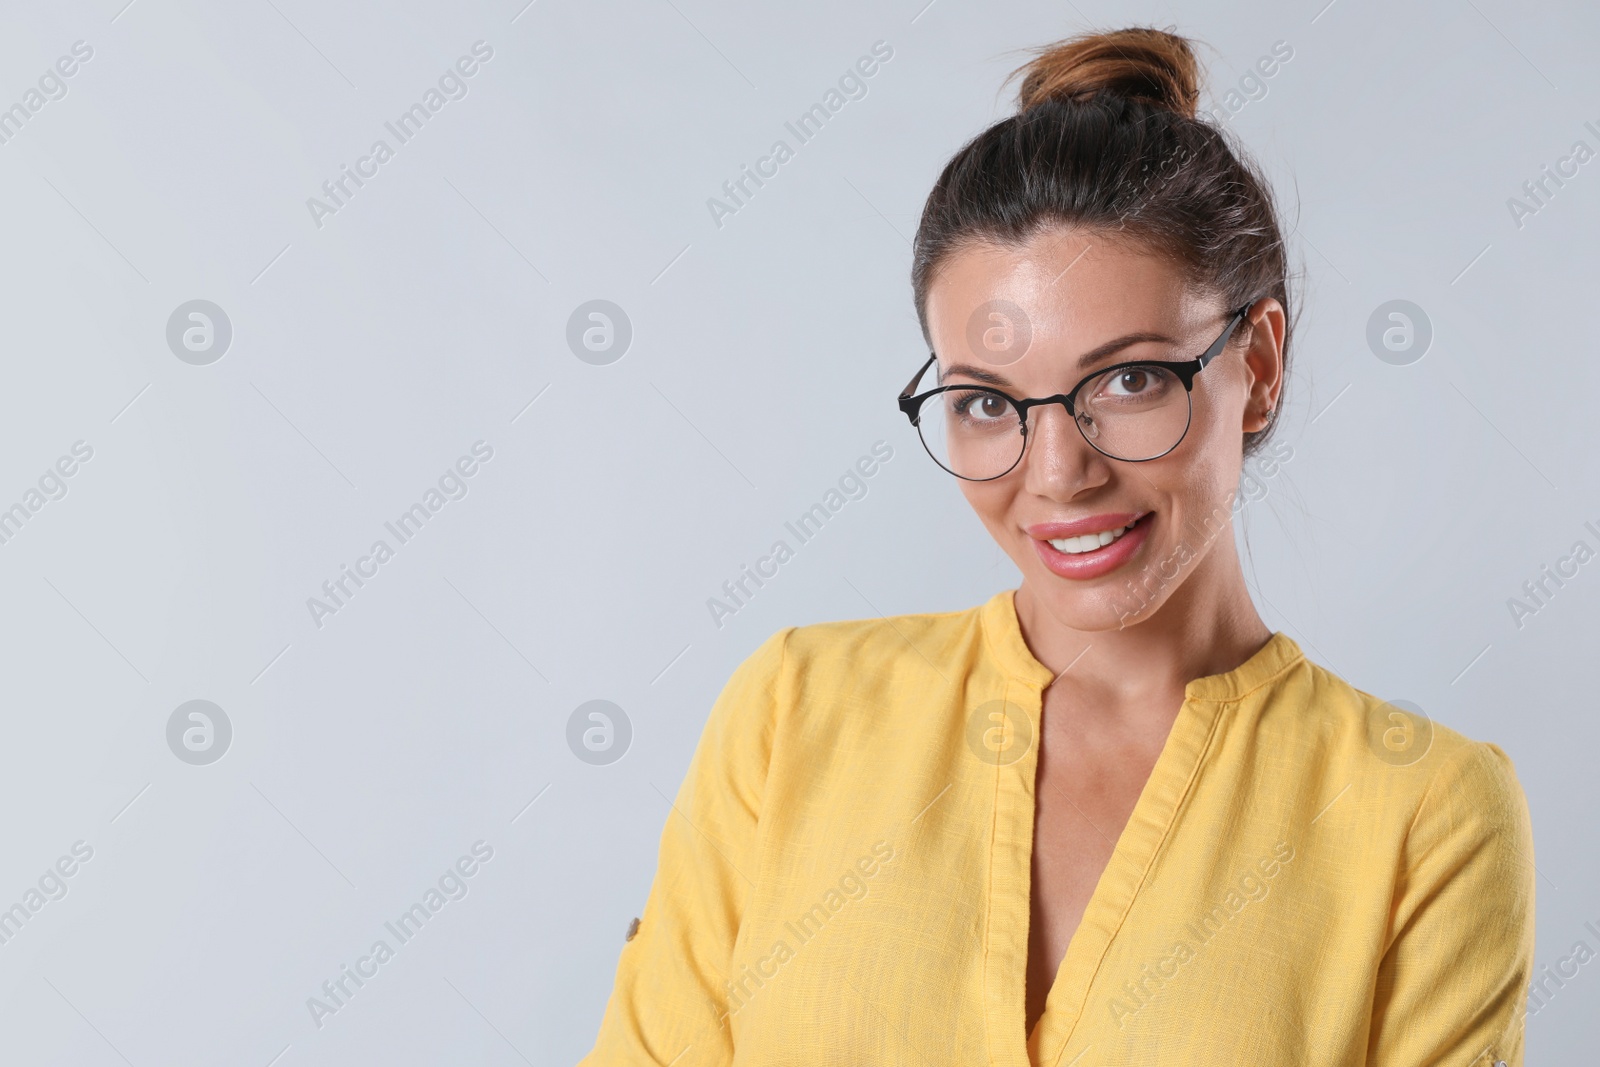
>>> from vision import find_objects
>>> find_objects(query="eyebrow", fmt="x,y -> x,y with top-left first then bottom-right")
937,330 -> 1178,386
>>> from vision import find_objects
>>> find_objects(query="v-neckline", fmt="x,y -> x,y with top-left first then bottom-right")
976,589 -> 1298,1067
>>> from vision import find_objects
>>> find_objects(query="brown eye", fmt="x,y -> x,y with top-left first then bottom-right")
951,391 -> 1014,422
1115,369 -> 1151,394
1098,364 -> 1177,401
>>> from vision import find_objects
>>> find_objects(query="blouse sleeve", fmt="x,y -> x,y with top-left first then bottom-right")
578,627 -> 791,1066
1365,740 -> 1536,1066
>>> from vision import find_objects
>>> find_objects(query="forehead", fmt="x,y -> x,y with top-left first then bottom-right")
924,229 -> 1201,357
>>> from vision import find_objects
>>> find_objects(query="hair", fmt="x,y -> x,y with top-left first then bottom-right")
911,26 -> 1295,457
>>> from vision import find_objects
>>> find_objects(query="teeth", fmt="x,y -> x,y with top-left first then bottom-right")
1048,519 -> 1140,555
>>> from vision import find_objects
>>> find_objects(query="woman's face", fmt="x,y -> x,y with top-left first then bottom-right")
922,228 -> 1284,631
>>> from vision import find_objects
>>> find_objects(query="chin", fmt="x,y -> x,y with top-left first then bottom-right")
1025,575 -> 1165,633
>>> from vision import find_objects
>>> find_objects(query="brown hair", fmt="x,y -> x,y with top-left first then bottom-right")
911,26 -> 1295,457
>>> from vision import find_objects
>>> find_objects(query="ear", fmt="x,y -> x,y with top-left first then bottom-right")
1239,298 -> 1286,434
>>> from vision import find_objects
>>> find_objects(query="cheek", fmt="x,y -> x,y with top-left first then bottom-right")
1182,383 -> 1249,481
959,479 -> 1005,517
959,480 -> 1020,540
1194,362 -> 1251,439
1143,389 -> 1248,538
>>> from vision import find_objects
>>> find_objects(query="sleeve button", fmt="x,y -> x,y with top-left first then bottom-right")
625,916 -> 641,942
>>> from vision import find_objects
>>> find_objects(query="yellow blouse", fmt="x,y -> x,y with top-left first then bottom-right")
580,590 -> 1535,1066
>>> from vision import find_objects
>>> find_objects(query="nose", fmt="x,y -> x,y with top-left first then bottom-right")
1019,402 -> 1111,500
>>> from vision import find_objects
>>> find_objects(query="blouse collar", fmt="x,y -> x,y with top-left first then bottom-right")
979,587 -> 1304,700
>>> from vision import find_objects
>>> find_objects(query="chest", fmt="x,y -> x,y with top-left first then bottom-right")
1028,737 -> 1155,934
1024,689 -> 1177,1024
1036,686 -> 1174,864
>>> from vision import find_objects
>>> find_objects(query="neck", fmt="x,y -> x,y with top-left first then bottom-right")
1013,536 -> 1272,707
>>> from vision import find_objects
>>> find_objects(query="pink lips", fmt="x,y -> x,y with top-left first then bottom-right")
1027,512 -> 1153,581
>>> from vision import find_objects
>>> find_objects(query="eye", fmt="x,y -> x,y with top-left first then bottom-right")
950,390 -> 1016,422
1097,364 -> 1177,401
1107,368 -> 1153,395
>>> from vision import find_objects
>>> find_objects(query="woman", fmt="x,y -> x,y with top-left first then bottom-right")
582,27 -> 1534,1066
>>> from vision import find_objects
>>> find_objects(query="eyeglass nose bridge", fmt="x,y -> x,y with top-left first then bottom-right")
1013,389 -> 1091,447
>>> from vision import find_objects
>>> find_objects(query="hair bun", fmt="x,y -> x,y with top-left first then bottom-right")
1015,27 -> 1200,119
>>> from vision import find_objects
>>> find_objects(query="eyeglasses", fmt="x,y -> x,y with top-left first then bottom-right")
896,304 -> 1253,481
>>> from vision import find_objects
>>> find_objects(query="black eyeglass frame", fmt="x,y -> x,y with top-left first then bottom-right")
896,302 -> 1255,480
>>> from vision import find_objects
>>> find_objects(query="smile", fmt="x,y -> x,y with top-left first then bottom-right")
1027,512 -> 1154,581
1046,519 -> 1140,555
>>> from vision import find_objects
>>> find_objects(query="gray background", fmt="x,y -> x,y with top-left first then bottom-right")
0,0 -> 1595,1063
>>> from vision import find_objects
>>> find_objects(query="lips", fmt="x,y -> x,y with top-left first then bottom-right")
1027,512 -> 1153,580
1044,517 -> 1140,555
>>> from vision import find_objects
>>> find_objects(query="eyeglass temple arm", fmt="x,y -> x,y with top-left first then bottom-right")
898,353 -> 938,413
1196,304 -> 1253,370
